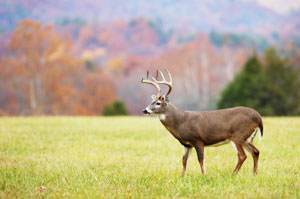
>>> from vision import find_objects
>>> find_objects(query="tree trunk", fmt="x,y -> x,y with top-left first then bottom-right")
29,79 -> 37,115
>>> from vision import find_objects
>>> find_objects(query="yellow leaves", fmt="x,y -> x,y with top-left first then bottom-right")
107,57 -> 125,76
81,48 -> 106,61
108,57 -> 123,69
48,45 -> 65,61
82,51 -> 93,60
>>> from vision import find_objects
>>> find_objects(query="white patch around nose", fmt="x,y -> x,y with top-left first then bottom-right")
146,107 -> 153,113
158,114 -> 166,121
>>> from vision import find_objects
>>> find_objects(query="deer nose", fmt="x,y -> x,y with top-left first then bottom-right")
143,109 -> 149,114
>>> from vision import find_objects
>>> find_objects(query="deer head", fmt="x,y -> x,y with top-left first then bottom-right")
141,69 -> 173,115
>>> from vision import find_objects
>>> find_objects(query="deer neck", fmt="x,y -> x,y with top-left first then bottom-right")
159,103 -> 185,137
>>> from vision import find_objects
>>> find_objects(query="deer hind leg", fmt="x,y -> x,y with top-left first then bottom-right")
182,147 -> 192,177
194,142 -> 206,175
231,141 -> 247,175
244,142 -> 260,175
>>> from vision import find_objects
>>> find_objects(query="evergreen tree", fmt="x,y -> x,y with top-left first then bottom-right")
218,48 -> 300,116
218,55 -> 263,109
257,49 -> 300,115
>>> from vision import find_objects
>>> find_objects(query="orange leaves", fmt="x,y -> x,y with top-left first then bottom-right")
0,19 -> 116,115
77,72 -> 116,115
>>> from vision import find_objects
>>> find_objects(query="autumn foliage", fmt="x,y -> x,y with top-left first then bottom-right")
0,20 -> 115,115
1,18 -> 300,116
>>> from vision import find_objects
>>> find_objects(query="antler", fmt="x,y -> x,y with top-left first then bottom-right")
152,69 -> 173,96
141,70 -> 161,98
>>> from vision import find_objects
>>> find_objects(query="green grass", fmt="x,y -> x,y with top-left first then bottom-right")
0,117 -> 299,199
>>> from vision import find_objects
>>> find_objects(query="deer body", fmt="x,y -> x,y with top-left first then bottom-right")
141,69 -> 263,176
160,103 -> 262,147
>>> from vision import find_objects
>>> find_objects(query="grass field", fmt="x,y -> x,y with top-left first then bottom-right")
0,116 -> 299,198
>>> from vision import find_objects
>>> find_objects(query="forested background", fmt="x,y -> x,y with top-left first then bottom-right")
0,0 -> 300,116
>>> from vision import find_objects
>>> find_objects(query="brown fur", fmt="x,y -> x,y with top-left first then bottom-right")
160,103 -> 262,147
145,102 -> 263,176
141,70 -> 263,176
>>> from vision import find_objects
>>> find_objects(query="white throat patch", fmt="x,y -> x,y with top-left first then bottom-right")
158,114 -> 166,121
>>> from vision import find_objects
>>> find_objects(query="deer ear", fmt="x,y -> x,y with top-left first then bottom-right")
151,95 -> 156,100
161,95 -> 169,102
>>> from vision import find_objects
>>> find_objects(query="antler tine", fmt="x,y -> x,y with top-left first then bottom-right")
165,68 -> 172,84
160,70 -> 165,81
141,70 -> 161,98
152,68 -> 173,96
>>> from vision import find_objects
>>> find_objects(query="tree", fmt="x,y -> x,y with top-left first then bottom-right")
0,20 -> 117,115
218,49 -> 300,116
217,55 -> 263,108
257,49 -> 300,115
0,19 -> 81,115
77,72 -> 116,115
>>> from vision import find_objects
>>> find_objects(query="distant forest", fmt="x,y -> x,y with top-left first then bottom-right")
1,1 -> 300,115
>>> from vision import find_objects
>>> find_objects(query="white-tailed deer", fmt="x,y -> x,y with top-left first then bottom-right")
141,69 -> 263,176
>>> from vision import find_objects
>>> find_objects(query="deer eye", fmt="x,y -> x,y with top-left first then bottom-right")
156,102 -> 161,105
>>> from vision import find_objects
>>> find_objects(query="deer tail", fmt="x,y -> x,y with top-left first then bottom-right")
258,119 -> 263,140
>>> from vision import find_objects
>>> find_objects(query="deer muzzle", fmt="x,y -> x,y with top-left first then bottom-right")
143,109 -> 150,114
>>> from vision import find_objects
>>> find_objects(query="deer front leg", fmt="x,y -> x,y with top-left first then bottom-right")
182,147 -> 192,177
194,142 -> 206,175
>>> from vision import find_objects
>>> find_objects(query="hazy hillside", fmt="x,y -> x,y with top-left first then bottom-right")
1,0 -> 299,37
